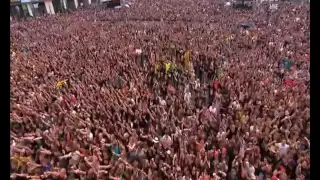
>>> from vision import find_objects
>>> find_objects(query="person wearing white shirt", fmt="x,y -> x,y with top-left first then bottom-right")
160,134 -> 172,149
184,91 -> 191,104
276,140 -> 290,156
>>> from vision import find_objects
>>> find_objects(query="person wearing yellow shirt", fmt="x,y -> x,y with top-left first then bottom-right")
155,62 -> 160,73
165,62 -> 171,73
56,79 -> 67,89
11,155 -> 31,169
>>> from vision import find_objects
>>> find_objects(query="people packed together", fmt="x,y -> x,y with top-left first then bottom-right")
10,0 -> 310,179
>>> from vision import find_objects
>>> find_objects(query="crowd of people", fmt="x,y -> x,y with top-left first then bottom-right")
10,0 -> 310,179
